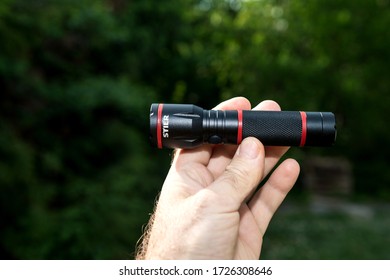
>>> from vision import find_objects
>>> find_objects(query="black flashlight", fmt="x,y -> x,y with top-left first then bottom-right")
150,103 -> 336,149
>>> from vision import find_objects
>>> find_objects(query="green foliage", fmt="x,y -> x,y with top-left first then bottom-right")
0,75 -> 163,258
262,204 -> 390,259
0,0 -> 169,259
0,0 -> 389,259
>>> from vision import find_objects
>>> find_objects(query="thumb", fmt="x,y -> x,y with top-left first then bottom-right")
209,137 -> 265,209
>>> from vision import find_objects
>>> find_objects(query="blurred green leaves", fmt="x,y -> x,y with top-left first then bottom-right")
0,0 -> 165,259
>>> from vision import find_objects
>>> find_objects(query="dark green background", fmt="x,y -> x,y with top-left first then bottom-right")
1,0 -> 389,259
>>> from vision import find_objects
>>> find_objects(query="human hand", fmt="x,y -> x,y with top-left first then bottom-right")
136,97 -> 300,259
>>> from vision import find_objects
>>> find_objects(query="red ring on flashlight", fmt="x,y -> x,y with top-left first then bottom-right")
157,104 -> 163,149
237,110 -> 243,144
300,111 -> 307,147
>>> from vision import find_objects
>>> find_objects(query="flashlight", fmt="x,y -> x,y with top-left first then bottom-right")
150,103 -> 336,149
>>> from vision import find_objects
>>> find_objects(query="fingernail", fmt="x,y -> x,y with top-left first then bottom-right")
237,138 -> 260,159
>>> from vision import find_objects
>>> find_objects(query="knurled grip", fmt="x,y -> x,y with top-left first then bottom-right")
242,111 -> 303,146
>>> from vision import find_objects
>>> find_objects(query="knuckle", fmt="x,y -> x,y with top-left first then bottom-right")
189,189 -> 216,218
220,160 -> 262,205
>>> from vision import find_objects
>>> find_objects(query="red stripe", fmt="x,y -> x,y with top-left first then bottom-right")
300,111 -> 307,147
237,110 -> 243,144
157,104 -> 163,149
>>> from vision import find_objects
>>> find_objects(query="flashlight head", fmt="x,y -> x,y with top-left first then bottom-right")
150,103 -> 204,149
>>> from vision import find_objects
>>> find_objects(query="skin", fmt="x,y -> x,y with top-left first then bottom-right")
137,97 -> 300,260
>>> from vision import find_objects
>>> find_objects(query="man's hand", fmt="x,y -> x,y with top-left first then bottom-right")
137,97 -> 300,259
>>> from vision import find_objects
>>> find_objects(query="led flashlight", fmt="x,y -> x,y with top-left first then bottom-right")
150,103 -> 336,149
